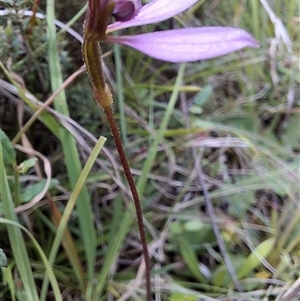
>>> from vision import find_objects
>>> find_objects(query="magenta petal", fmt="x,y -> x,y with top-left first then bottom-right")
107,0 -> 198,32
106,27 -> 259,62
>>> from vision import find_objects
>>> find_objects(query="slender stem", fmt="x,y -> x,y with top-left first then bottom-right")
82,17 -> 151,298
103,105 -> 151,301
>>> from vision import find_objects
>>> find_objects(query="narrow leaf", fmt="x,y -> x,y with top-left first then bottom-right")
178,236 -> 208,284
0,248 -> 7,267
237,238 -> 275,279
0,142 -> 39,300
0,129 -> 16,166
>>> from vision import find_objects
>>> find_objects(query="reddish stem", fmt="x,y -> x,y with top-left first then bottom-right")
103,105 -> 151,301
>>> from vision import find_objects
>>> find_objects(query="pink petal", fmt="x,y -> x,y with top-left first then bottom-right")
105,27 -> 259,62
107,0 -> 198,32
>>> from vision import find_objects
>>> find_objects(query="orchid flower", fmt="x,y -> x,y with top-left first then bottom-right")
86,0 -> 259,63
82,2 -> 258,300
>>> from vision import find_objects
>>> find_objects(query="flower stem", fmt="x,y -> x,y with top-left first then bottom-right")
82,28 -> 151,300
103,105 -> 151,301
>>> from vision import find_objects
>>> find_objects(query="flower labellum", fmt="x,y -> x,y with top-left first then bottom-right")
113,0 -> 142,21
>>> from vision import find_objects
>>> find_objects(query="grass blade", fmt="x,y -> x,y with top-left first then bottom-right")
0,218 -> 62,301
0,141 -> 39,300
46,0 -> 97,284
40,136 -> 106,300
137,63 -> 186,197
93,211 -> 132,300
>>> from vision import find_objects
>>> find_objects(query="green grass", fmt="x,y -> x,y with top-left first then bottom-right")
0,0 -> 299,300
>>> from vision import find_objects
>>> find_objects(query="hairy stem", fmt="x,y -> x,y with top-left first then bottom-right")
103,105 -> 151,301
82,27 -> 151,299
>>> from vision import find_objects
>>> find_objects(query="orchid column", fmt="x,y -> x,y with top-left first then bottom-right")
82,0 -> 258,300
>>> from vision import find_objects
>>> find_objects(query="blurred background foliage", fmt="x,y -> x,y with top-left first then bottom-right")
0,0 -> 299,300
